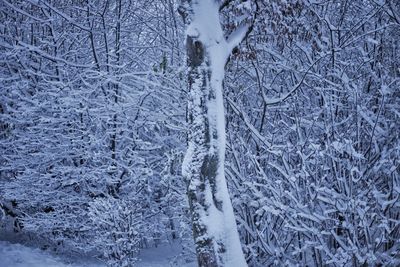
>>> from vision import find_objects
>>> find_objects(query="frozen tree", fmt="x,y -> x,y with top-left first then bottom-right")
223,0 -> 400,265
0,0 -> 187,264
179,0 -> 256,266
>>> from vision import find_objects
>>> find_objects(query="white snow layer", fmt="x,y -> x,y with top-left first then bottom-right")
0,240 -> 195,267
0,240 -> 101,267
186,0 -> 248,266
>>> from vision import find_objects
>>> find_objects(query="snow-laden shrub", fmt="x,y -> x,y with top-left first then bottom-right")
89,198 -> 142,267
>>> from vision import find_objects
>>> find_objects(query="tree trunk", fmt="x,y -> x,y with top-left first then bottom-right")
181,0 -> 251,266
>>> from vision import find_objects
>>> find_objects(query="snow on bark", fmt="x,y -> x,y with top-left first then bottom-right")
181,0 -> 249,266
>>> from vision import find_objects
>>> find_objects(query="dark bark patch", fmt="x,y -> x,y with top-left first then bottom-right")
201,154 -> 223,211
187,36 -> 204,67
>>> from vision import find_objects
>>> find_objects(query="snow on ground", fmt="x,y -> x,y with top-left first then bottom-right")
0,240 -> 100,267
0,240 -> 196,267
136,242 -> 196,267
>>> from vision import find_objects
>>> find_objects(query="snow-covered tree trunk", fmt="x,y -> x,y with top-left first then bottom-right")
180,0 -> 253,266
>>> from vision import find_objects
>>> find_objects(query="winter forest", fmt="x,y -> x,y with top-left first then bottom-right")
0,0 -> 399,266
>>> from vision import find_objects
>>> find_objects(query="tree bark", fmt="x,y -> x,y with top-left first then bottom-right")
180,0 -> 251,266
